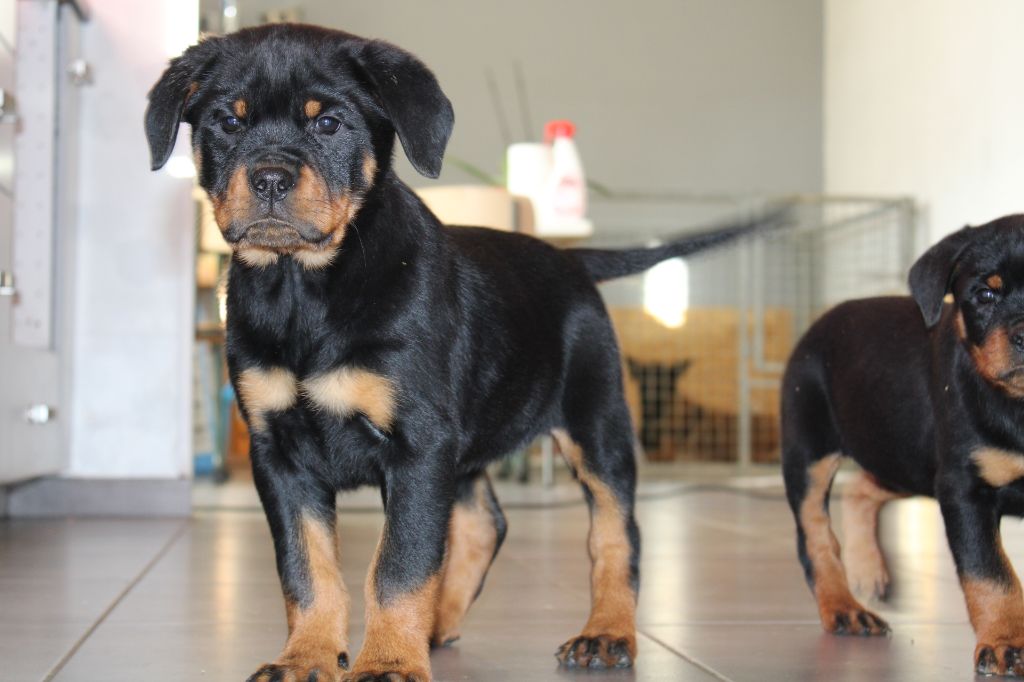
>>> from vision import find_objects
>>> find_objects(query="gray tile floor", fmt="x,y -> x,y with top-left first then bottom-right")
0,472 -> 1001,681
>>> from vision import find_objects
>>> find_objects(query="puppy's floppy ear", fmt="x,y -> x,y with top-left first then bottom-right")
145,39 -> 220,171
908,226 -> 974,328
355,40 -> 454,179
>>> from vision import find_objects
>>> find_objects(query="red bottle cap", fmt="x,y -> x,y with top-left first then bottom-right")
544,119 -> 576,143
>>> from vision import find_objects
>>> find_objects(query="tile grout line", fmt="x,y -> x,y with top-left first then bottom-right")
639,628 -> 732,682
41,519 -> 192,682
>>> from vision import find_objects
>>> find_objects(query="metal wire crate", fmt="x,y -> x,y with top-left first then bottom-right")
588,194 -> 917,466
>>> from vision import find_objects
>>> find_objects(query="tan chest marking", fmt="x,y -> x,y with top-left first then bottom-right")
973,447 -> 1024,487
301,368 -> 397,431
236,367 -> 298,432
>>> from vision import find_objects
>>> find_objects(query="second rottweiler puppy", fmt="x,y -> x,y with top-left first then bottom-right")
782,214 -> 1024,677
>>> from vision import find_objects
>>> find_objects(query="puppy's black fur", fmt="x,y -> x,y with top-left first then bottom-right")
147,24 -> 783,682
782,214 -> 1024,677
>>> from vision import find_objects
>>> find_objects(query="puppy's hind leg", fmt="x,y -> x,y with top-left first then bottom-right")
432,473 -> 508,648
841,471 -> 903,600
783,450 -> 890,636
552,410 -> 640,670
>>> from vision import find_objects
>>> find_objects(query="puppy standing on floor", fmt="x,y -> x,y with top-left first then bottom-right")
147,24 -> 783,682
782,214 -> 1024,677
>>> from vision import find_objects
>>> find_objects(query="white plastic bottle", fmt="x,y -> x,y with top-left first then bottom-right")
538,120 -> 593,238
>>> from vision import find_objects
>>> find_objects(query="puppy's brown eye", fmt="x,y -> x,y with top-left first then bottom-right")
316,116 -> 341,134
221,115 -> 243,133
977,288 -> 997,304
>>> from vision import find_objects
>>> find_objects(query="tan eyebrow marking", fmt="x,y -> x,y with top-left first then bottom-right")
305,99 -> 322,118
233,99 -> 247,118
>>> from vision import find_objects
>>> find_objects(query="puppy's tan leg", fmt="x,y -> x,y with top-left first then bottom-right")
841,470 -> 903,600
799,455 -> 890,635
345,543 -> 439,682
941,487 -> 1024,676
248,513 -> 350,682
345,466 -> 452,682
552,429 -> 638,669
963,569 -> 1024,677
432,474 -> 507,647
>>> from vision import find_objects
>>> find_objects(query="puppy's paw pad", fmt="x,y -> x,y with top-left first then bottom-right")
976,645 -> 1024,677
824,608 -> 891,637
555,635 -> 635,669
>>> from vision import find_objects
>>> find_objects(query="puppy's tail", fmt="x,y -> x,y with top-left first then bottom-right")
568,205 -> 792,283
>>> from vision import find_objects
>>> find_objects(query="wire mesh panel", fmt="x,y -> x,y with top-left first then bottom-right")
591,195 -> 916,465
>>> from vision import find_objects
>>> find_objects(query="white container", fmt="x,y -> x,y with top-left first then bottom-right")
506,142 -> 550,199
505,142 -> 550,231
536,120 -> 592,238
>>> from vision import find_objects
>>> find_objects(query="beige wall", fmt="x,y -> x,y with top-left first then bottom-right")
238,0 -> 825,208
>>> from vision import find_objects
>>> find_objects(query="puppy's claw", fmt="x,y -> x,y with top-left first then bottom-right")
555,635 -> 635,669
823,607 -> 890,637
976,645 -> 1024,677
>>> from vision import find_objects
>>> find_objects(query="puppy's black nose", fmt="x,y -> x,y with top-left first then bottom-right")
249,166 -> 295,201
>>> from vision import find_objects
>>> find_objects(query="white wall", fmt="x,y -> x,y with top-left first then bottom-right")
66,0 -> 196,478
825,0 -> 1024,244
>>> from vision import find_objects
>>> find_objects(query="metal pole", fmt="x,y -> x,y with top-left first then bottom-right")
737,236 -> 753,470
541,434 -> 555,488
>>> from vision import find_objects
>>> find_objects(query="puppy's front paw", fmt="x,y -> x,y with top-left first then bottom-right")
555,634 -> 636,669
820,604 -> 890,636
247,651 -> 349,682
976,643 -> 1024,677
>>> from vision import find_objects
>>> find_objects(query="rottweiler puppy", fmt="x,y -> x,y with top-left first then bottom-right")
782,214 -> 1024,677
146,24 -> 783,682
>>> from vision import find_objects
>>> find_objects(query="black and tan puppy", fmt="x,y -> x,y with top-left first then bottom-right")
146,24 -> 782,682
782,214 -> 1024,676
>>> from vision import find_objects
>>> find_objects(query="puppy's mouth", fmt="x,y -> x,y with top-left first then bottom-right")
225,218 -> 331,250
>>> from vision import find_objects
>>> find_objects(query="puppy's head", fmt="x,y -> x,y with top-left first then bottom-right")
910,214 -> 1024,396
145,24 -> 453,268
